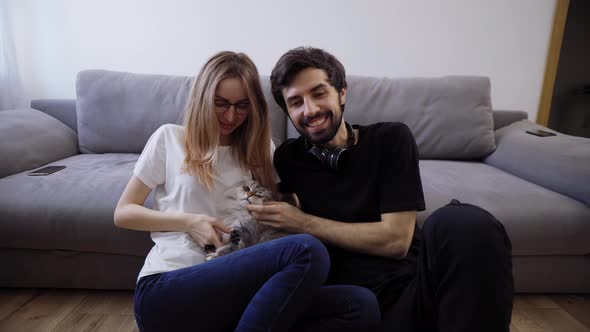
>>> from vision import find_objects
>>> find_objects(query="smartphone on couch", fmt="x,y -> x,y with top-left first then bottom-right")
28,166 -> 66,176
525,129 -> 557,137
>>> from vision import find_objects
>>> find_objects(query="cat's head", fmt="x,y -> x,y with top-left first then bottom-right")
225,179 -> 272,205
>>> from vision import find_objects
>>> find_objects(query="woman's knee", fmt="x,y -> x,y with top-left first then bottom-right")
279,234 -> 331,278
288,234 -> 329,260
348,286 -> 381,329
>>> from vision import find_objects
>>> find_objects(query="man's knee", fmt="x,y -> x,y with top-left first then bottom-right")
422,201 -> 512,256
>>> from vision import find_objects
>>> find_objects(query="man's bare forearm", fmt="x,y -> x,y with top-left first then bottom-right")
303,214 -> 412,257
247,202 -> 416,257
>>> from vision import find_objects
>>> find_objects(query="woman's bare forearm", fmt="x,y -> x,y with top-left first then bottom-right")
114,203 -> 188,232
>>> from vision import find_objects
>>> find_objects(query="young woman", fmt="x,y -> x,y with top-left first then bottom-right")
114,51 -> 380,332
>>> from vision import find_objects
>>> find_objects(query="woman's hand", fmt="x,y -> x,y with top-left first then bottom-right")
183,214 -> 232,249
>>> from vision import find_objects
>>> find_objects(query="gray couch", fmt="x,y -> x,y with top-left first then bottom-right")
1,70 -> 589,293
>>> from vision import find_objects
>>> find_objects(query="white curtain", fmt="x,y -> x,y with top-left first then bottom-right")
0,1 -> 26,110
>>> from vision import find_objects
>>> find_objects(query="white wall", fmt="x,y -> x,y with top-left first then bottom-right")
8,0 -> 555,120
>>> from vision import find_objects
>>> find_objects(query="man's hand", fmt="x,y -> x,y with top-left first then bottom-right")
246,201 -> 309,233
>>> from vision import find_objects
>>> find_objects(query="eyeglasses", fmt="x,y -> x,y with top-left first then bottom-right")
214,98 -> 251,115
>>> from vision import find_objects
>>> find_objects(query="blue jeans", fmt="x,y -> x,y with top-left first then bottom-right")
134,234 -> 380,332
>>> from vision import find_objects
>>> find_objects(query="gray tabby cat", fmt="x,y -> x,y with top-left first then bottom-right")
205,179 -> 292,261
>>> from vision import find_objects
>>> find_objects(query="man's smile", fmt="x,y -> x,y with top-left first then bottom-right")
304,114 -> 330,129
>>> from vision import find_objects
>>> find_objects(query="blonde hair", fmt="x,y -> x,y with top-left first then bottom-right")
183,51 -> 275,192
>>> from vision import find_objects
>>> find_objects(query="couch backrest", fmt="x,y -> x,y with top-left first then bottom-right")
76,70 -> 191,153
280,75 -> 496,160
76,70 -> 495,159
76,70 -> 287,154
32,100 -> 526,135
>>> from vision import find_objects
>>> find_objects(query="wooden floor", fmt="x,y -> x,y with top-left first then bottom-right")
0,289 -> 588,331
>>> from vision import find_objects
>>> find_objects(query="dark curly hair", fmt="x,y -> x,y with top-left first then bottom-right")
270,47 -> 347,112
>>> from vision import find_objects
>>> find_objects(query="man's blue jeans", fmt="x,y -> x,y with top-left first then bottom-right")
134,234 -> 380,332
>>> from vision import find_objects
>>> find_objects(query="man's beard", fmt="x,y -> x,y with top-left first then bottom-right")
296,109 -> 342,145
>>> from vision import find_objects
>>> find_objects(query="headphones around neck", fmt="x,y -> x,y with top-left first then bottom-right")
306,122 -> 355,171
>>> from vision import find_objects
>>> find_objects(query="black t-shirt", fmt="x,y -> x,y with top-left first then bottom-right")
274,122 -> 426,309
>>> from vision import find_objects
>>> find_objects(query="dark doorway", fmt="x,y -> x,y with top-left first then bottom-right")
548,0 -> 590,138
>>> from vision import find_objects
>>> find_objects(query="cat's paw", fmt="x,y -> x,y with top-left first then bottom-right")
204,244 -> 216,254
230,230 -> 241,245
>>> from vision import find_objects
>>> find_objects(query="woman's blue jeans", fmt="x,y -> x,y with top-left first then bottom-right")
134,234 -> 380,332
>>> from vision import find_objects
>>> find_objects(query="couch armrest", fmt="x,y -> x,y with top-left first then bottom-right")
484,120 -> 590,206
0,109 -> 79,178
492,110 -> 528,130
30,99 -> 77,132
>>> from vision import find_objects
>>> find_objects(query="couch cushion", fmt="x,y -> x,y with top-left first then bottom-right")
261,76 -> 288,143
76,70 -> 193,154
0,153 -> 153,256
284,76 -> 495,160
77,70 -> 288,154
0,109 -> 78,178
418,160 -> 590,256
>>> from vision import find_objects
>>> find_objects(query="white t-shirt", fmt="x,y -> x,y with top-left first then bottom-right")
134,124 -> 265,280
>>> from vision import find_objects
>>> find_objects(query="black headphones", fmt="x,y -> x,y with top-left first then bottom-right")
306,122 -> 355,171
